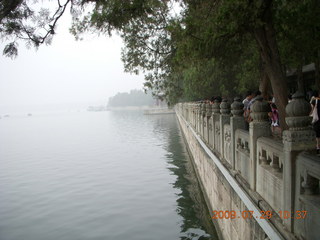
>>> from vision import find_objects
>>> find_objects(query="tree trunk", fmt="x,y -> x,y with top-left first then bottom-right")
259,73 -> 271,100
259,56 -> 271,100
253,2 -> 288,130
297,62 -> 304,93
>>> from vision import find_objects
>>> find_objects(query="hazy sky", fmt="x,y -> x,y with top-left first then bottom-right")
0,8 -> 144,111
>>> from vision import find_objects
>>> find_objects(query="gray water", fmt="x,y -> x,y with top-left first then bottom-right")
0,111 -> 218,240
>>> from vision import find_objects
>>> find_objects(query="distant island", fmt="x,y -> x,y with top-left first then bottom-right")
107,89 -> 155,108
87,90 -> 168,112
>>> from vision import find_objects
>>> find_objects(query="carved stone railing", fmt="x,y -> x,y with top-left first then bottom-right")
213,99 -> 221,155
203,102 -> 211,144
175,91 -> 317,239
208,105 -> 214,150
295,152 -> 320,240
223,124 -> 232,167
282,92 -> 315,232
257,137 -> 284,213
220,99 -> 231,164
235,129 -> 250,184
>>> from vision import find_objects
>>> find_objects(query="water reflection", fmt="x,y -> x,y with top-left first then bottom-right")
148,114 -> 219,240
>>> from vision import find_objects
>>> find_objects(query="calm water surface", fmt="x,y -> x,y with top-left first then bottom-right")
0,111 -> 218,240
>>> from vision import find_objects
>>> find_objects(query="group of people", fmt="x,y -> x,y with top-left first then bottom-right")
202,89 -> 320,155
203,91 -> 280,134
242,90 -> 280,134
243,89 -> 320,155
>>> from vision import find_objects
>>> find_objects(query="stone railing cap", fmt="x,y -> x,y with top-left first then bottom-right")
292,91 -> 304,99
231,97 -> 244,117
285,91 -> 312,129
255,95 -> 263,102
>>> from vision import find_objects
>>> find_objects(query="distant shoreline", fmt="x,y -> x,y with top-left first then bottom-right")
106,106 -> 166,111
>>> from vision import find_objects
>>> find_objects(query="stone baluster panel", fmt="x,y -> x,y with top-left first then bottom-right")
230,97 -> 246,170
208,104 -> 214,150
195,103 -> 200,133
212,99 -> 221,153
201,102 -> 206,140
204,102 -> 211,144
220,99 -> 231,163
249,96 -> 271,190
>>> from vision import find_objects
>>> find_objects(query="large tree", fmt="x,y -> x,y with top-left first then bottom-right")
170,0 -> 319,129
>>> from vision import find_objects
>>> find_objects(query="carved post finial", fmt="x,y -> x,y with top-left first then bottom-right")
212,99 -> 221,115
285,91 -> 312,130
201,101 -> 206,116
250,96 -> 270,122
220,99 -> 231,115
206,102 -> 212,117
231,97 -> 244,117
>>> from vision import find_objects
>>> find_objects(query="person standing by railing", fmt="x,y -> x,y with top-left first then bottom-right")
310,91 -> 320,155
243,90 -> 261,124
269,103 -> 281,136
242,91 -> 253,111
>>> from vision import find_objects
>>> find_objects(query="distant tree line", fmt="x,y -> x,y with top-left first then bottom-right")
107,89 -> 154,107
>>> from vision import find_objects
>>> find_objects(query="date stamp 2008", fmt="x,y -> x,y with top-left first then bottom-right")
211,210 -> 307,220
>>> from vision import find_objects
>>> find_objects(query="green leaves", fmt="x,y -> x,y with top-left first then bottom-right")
1,0 -> 72,56
3,41 -> 18,58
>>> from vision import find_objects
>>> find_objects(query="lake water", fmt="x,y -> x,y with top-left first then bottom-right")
0,110 -> 218,240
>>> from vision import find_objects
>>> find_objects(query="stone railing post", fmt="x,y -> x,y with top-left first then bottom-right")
182,103 -> 185,116
249,96 -> 271,190
198,102 -> 202,135
208,103 -> 214,149
230,97 -> 246,170
212,99 -> 221,152
182,103 -> 185,118
193,103 -> 198,129
188,103 -> 191,122
200,102 -> 206,139
282,92 -> 315,231
191,103 -> 194,127
197,102 -> 201,135
220,99 -> 231,158
198,102 -> 202,134
190,103 -> 195,129
195,102 -> 200,133
204,102 -> 211,144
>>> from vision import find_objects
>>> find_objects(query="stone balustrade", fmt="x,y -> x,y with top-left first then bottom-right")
295,153 -> 320,239
256,137 -> 284,213
176,92 -> 318,240
235,129 -> 250,185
